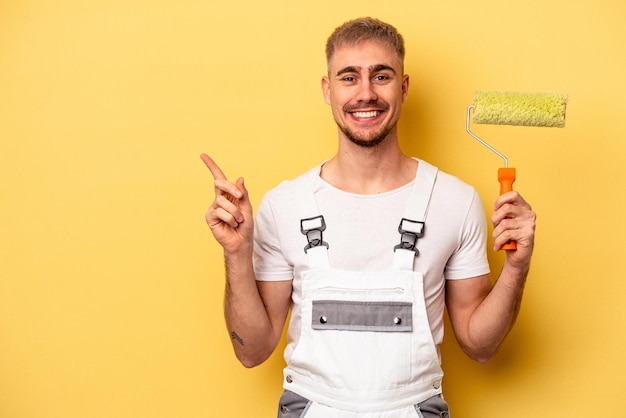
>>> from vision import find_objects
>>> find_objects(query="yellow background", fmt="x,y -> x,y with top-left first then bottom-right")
1,0 -> 625,417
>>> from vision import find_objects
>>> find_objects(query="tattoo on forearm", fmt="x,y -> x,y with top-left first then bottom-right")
230,331 -> 245,346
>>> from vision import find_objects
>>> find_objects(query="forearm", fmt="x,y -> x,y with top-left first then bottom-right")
223,247 -> 277,368
466,263 -> 529,362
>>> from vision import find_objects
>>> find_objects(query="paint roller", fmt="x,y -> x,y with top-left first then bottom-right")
466,91 -> 568,250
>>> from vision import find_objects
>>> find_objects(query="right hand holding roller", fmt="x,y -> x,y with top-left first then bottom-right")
466,91 -> 568,251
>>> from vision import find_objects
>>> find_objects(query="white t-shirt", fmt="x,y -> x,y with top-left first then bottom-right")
253,160 -> 490,362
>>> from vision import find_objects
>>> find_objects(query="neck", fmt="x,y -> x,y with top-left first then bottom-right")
321,130 -> 417,194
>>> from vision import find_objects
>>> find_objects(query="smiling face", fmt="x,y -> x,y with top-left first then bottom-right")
322,39 -> 409,148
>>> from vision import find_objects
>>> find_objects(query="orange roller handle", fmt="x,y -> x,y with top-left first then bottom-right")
498,167 -> 517,251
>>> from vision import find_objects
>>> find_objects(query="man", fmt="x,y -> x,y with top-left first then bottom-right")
201,17 -> 535,418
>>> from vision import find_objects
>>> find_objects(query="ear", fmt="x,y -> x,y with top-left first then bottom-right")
401,74 -> 410,103
321,76 -> 331,105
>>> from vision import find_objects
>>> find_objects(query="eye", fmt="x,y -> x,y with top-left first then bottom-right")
342,76 -> 356,82
374,74 -> 389,82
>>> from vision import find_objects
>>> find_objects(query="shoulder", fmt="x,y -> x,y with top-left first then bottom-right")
419,161 -> 483,219
256,164 -> 323,225
435,167 -> 474,192
420,160 -> 478,199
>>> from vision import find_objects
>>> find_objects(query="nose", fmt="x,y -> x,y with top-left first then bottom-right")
355,79 -> 377,103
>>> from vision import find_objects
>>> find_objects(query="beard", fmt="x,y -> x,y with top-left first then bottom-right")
339,122 -> 394,148
337,101 -> 395,148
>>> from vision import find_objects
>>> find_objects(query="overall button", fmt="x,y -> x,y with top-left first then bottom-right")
280,405 -> 288,414
393,317 -> 402,325
433,380 -> 441,389
286,375 -> 293,383
320,316 -> 327,324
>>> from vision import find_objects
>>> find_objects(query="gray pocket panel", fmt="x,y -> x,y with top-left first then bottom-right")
311,300 -> 412,332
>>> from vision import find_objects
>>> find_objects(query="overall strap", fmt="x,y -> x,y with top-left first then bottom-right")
393,161 -> 439,272
291,169 -> 330,269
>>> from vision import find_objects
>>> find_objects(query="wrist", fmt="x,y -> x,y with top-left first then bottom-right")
223,238 -> 253,258
501,260 -> 530,283
224,244 -> 254,276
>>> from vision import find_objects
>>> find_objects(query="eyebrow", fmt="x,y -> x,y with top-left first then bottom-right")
335,64 -> 397,77
336,66 -> 360,77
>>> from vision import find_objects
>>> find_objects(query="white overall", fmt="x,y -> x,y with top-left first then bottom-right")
283,162 -> 444,417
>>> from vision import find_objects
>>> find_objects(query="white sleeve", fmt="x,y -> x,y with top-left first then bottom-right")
253,189 -> 295,282
444,190 -> 490,280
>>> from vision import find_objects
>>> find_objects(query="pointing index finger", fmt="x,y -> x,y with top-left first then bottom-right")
200,153 -> 244,199
200,153 -> 226,181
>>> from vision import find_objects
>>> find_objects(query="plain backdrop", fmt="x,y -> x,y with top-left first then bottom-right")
1,1 -> 625,417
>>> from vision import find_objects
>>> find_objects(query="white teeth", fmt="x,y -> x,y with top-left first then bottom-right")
353,111 -> 379,119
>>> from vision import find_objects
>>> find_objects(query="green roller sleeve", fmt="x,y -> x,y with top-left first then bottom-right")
472,91 -> 568,127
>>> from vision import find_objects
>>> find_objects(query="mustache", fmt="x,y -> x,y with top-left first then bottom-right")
343,101 -> 390,113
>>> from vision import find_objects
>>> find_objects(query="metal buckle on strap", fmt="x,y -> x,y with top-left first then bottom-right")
394,218 -> 424,254
300,215 -> 329,253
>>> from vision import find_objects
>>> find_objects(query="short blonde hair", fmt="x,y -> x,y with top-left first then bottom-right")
325,17 -> 405,65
